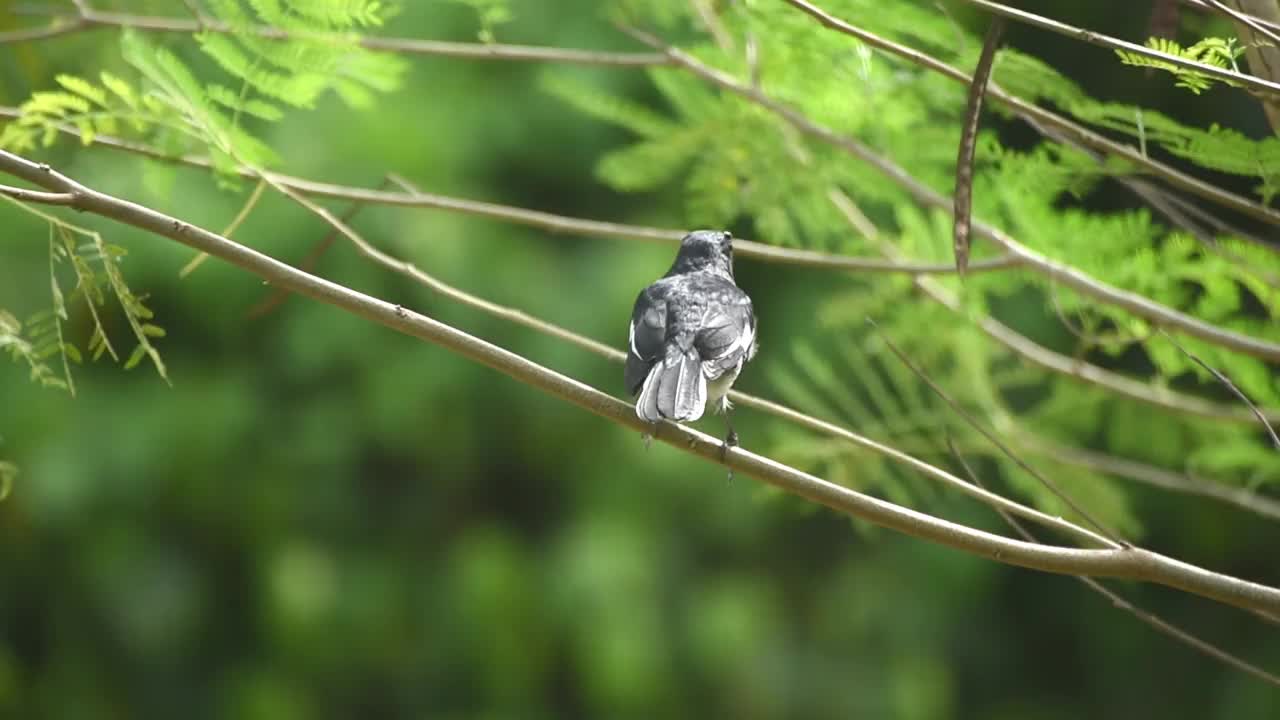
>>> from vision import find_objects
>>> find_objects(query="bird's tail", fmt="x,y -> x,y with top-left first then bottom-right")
636,349 -> 706,423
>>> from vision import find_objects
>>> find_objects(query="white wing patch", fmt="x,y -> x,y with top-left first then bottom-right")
733,317 -> 756,360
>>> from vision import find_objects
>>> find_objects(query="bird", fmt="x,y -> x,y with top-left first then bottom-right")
624,229 -> 758,464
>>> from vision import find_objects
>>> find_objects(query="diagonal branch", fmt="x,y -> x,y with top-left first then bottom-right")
1018,434 -> 1280,522
4,147 -> 1280,615
275,169 -> 1115,549
1181,0 -> 1280,32
873,321 -> 1129,545
948,441 -> 1280,688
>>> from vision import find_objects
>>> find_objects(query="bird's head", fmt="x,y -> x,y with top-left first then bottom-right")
669,229 -> 735,278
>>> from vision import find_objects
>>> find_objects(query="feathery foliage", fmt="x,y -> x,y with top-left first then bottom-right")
549,0 -> 1280,529
1,0 -> 404,172
2,0 -> 405,392
1114,36 -> 1246,94
2,198 -> 169,387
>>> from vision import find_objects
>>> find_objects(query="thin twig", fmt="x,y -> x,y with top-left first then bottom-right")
1159,330 -> 1280,450
177,0 -> 209,30
954,17 -> 1004,274
871,319 -> 1129,545
0,183 -> 77,205
1204,0 -> 1280,48
6,147 -> 1280,614
1017,434 -> 1280,522
947,439 -> 1280,689
1180,0 -> 1280,33
179,177 -> 267,277
246,178 -> 390,319
689,0 -> 735,51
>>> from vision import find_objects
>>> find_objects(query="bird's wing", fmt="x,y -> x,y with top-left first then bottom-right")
695,295 -> 756,378
625,289 -> 668,395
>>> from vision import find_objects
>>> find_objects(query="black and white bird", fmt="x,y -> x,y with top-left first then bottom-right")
625,229 -> 757,454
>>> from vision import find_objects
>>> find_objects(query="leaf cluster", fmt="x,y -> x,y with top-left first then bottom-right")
1115,36 -> 1246,94
1,0 -> 405,173
552,0 -> 1280,528
2,201 -> 169,393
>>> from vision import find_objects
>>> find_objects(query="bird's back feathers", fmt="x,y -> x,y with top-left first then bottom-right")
626,265 -> 756,423
636,348 -> 707,422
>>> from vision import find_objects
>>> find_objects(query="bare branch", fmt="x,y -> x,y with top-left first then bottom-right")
1181,0 -> 1280,32
5,147 -> 1280,614
948,440 -> 1280,689
0,182 -> 76,205
247,178 -> 390,319
1017,435 -> 1280,523
1205,0 -> 1280,46
621,24 -> 1280,362
0,17 -> 88,45
179,177 -> 267,277
689,0 -> 734,51
1159,330 -> 1280,450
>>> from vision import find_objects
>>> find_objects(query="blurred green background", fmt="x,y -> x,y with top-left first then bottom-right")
2,1 -> 1278,717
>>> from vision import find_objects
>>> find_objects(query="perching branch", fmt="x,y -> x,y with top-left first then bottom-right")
1205,0 -> 1280,47
280,169 -> 1117,550
3,147 -> 1280,616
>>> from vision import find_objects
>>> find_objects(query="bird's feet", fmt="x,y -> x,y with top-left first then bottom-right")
641,422 -> 659,450
719,429 -> 739,481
